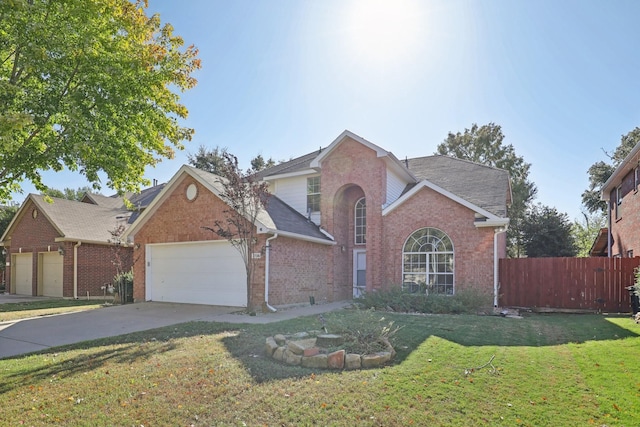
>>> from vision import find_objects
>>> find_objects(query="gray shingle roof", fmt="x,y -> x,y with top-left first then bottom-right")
185,166 -> 331,242
31,194 -> 131,243
406,155 -> 510,217
252,150 -> 321,180
263,195 -> 331,241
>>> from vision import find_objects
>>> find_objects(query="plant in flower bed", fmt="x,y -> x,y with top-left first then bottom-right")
322,308 -> 401,354
355,286 -> 493,314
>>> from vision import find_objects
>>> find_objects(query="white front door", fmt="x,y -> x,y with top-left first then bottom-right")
353,250 -> 366,297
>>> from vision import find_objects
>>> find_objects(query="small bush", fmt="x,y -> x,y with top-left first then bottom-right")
355,286 -> 492,314
324,308 -> 400,354
113,269 -> 134,303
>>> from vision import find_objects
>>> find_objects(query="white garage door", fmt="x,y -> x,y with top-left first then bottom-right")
147,241 -> 247,307
13,253 -> 33,296
41,252 -> 63,297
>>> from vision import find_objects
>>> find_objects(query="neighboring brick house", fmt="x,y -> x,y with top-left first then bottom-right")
600,141 -> 640,257
124,130 -> 511,309
0,186 -> 163,298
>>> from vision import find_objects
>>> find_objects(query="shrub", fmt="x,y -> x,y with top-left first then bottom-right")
323,308 -> 400,354
355,286 -> 492,314
113,269 -> 134,303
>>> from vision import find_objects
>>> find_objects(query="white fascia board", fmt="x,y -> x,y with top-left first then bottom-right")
262,168 -> 318,181
54,237 -> 117,246
259,228 -> 336,245
601,141 -> 640,200
382,180 -> 504,223
474,218 -> 510,228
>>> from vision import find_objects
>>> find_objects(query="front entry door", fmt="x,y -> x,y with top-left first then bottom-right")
353,250 -> 366,297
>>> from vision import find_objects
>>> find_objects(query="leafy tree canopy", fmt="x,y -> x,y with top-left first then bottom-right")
582,127 -> 640,214
41,186 -> 94,201
187,145 -> 228,175
0,0 -> 201,202
436,122 -> 537,257
522,204 -> 577,258
572,211 -> 607,257
0,205 -> 18,272
250,154 -> 276,172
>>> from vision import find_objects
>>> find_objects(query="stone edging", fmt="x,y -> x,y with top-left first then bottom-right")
264,331 -> 395,370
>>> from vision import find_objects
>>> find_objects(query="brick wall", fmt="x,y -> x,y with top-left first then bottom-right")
320,137 -> 387,295
131,174 -> 268,309
4,199 -> 128,298
382,186 -> 497,294
610,169 -> 640,257
267,235 -> 332,305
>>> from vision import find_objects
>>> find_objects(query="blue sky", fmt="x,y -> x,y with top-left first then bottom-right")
14,0 -> 640,221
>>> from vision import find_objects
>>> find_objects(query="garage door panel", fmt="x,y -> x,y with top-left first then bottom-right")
41,253 -> 63,297
14,254 -> 33,296
148,242 -> 246,307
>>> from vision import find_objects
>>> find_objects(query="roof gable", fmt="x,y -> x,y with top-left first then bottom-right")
406,155 -> 511,218
1,194 -> 132,245
124,165 -> 334,245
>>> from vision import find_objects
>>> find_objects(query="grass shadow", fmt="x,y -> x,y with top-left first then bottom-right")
1,310 -> 638,388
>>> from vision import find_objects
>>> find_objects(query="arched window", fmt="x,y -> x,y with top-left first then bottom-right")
355,197 -> 366,244
402,227 -> 454,295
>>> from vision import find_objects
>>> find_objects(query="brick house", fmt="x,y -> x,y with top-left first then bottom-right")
600,140 -> 640,257
0,186 -> 163,298
124,130 -> 511,309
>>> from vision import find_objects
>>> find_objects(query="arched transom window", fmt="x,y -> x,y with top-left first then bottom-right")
402,227 -> 454,295
355,197 -> 366,244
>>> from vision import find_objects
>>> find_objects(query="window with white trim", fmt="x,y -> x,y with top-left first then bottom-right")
306,176 -> 320,213
355,197 -> 366,244
402,227 -> 454,295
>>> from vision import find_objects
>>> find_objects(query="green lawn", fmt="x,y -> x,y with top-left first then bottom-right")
0,299 -> 110,322
1,310 -> 639,426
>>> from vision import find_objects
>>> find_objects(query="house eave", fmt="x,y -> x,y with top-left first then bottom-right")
601,141 -> 640,200
262,168 -> 319,181
259,228 -> 335,245
382,180 -> 505,222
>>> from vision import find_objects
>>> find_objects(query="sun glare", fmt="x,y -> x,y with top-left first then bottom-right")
344,0 -> 424,66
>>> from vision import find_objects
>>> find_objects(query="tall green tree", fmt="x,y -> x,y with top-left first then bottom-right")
250,154 -> 276,172
582,127 -> 640,214
572,211 -> 607,257
522,204 -> 577,257
187,145 -> 228,175
41,186 -> 94,201
0,204 -> 18,286
201,152 -> 270,311
0,0 -> 200,201
436,122 -> 537,257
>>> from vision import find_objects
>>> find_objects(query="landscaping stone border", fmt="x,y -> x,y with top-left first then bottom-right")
264,331 -> 395,370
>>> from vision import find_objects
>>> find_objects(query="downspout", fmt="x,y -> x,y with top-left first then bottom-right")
264,234 -> 278,312
607,201 -> 612,258
493,226 -> 508,308
73,241 -> 82,299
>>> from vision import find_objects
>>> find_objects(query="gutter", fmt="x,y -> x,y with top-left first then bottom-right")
73,241 -> 82,299
264,234 -> 278,312
493,226 -> 508,307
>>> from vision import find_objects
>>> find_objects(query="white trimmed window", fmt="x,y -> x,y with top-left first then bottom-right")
402,227 -> 454,295
355,197 -> 366,244
306,176 -> 321,213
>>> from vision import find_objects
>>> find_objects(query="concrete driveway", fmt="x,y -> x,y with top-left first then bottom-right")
0,300 -> 350,359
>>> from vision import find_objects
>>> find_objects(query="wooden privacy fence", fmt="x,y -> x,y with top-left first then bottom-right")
499,257 -> 639,312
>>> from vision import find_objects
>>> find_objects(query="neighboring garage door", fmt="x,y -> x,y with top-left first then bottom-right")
147,241 -> 247,306
40,252 -> 63,297
13,253 -> 33,295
